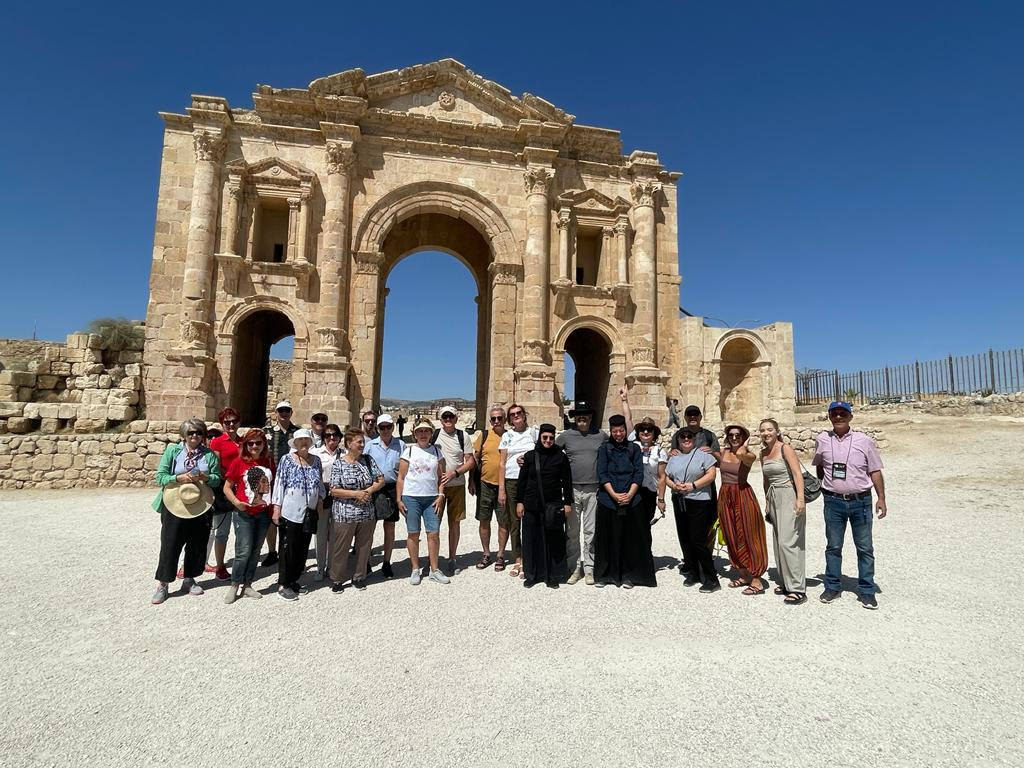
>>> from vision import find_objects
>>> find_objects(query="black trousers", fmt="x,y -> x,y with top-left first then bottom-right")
672,494 -> 718,587
155,506 -> 211,583
278,518 -> 313,589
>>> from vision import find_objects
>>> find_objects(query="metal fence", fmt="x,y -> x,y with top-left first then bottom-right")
796,348 -> 1024,406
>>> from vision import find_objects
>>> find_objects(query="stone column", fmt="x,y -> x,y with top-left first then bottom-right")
220,177 -> 243,255
316,141 -> 355,358
557,207 -> 571,282
348,251 -> 385,414
180,129 -> 225,350
246,191 -> 260,260
521,164 -> 554,363
295,194 -> 310,265
487,262 -> 520,407
286,197 -> 300,263
615,216 -> 629,284
629,178 -> 662,366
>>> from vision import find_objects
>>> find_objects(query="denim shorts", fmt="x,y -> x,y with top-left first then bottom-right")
210,509 -> 232,542
402,495 -> 440,534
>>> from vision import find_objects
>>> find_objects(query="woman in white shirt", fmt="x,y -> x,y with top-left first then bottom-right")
497,403 -> 539,579
396,419 -> 449,585
310,423 -> 343,581
633,417 -> 668,529
271,429 -> 325,601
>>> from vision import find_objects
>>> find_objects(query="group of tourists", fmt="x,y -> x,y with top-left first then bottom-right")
151,394 -> 887,610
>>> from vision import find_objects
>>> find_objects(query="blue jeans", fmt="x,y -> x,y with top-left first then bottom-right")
823,495 -> 876,595
232,509 -> 272,585
402,495 -> 440,534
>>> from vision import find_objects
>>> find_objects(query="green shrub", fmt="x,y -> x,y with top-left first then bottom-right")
86,317 -> 145,351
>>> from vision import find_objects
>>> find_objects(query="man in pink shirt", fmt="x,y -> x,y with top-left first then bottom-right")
812,401 -> 887,609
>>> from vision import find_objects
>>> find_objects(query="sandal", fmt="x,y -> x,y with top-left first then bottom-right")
784,592 -> 807,605
742,584 -> 766,596
494,557 -> 506,572
728,578 -> 749,589
476,554 -> 491,570
510,563 -> 521,578
774,586 -> 787,595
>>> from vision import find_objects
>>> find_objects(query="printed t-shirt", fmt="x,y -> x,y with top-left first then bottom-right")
665,450 -> 717,501
812,430 -> 883,495
432,428 -> 468,487
634,440 -> 668,492
473,430 -> 504,486
401,443 -> 443,497
556,428 -> 608,487
226,456 -> 273,514
499,426 -> 539,480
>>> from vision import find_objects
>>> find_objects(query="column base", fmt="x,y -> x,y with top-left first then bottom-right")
625,368 -> 670,424
300,360 -> 352,426
514,363 -> 560,426
147,353 -> 218,422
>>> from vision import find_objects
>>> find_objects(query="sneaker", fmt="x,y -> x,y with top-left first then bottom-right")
278,586 -> 298,601
567,568 -> 583,585
820,589 -> 841,604
182,578 -> 204,596
176,567 -> 184,580
224,586 -> 241,604
410,570 -> 422,586
429,569 -> 451,585
292,582 -> 309,594
242,586 -> 262,599
381,561 -> 394,579
449,557 -> 462,576
699,582 -> 722,593
204,563 -> 217,574
314,570 -> 326,582
331,582 -> 345,593
584,572 -> 595,586
859,594 -> 879,610
622,580 -> 634,590
215,565 -> 230,581
352,578 -> 367,591
261,551 -> 279,568
151,584 -> 168,605
594,580 -> 607,588
683,575 -> 700,587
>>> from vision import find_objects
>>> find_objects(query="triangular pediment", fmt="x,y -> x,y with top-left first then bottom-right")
245,157 -> 314,185
559,188 -> 631,214
308,59 -> 574,128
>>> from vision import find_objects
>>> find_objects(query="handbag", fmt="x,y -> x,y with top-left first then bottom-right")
360,455 -> 393,521
534,452 -> 566,530
302,507 -> 319,534
801,468 -> 822,503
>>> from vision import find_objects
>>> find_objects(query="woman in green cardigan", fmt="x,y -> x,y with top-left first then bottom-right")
151,419 -> 223,605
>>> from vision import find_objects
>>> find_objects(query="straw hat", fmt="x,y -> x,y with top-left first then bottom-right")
288,428 -> 315,450
635,416 -> 661,439
163,482 -> 214,519
724,424 -> 751,443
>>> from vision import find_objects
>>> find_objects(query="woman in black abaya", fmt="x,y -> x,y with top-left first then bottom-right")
516,424 -> 574,588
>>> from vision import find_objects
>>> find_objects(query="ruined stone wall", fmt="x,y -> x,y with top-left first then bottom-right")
858,392 -> 1024,418
0,339 -> 65,370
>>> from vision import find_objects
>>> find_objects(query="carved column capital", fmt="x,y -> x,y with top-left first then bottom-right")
630,179 -> 662,208
521,338 -> 550,365
557,207 -> 572,228
180,318 -> 211,351
193,130 -> 225,163
287,197 -> 301,211
613,219 -> 629,236
316,326 -> 343,356
523,166 -> 555,196
488,261 -> 521,286
353,251 -> 384,275
326,142 -> 357,175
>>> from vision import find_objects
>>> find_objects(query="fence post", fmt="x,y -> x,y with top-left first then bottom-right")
884,366 -> 891,398
914,361 -> 921,399
859,371 -> 865,405
947,355 -> 955,394
833,369 -> 840,401
988,348 -> 996,393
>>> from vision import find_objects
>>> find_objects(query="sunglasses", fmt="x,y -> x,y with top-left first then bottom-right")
441,415 -> 456,420
324,433 -> 341,439
540,434 -> 555,441
508,411 -> 524,418
222,418 -> 239,425
727,432 -> 743,439
245,440 -> 265,447
379,424 -> 393,429
489,416 -> 504,423
637,426 -> 654,433
312,416 -> 327,423
186,431 -> 205,437
363,419 -> 375,425
679,436 -> 694,442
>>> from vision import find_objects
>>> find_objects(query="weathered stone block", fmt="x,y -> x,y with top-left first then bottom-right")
144,454 -> 162,471
37,375 -> 59,389
7,417 -> 33,434
121,453 -> 143,470
108,389 -> 140,406
0,402 -> 25,418
0,386 -> 18,400
79,439 -> 100,455
129,420 -> 149,433
74,418 -> 104,433
38,418 -> 59,434
124,363 -> 142,377
52,453 -> 73,470
57,403 -> 77,420
37,403 -> 61,419
31,455 -> 53,471
50,362 -> 71,376
107,405 -> 137,421
0,371 -> 37,387
115,442 -> 136,454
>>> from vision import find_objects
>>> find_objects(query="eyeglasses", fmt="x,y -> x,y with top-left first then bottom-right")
540,434 -> 555,441
186,431 -> 205,437
489,416 -> 505,423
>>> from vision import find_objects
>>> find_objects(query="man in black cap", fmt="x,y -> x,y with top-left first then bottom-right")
672,405 -> 721,460
556,387 -> 633,585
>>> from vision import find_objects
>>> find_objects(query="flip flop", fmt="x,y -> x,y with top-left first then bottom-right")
728,578 -> 749,589
774,586 -> 787,595
784,592 -> 807,605
742,584 -> 765,596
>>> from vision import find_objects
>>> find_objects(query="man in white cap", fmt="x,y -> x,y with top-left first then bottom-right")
261,400 -> 297,567
364,413 -> 404,578
431,405 -> 476,575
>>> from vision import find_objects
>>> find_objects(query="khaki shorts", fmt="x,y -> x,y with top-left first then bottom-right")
475,481 -> 511,527
443,485 -> 467,523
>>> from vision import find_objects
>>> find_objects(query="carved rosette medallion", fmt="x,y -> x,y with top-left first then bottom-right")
523,166 -> 555,196
438,91 -> 456,110
325,142 -> 356,175
630,180 -> 662,208
193,131 -> 225,163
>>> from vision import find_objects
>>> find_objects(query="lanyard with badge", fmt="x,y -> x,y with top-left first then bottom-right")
830,433 -> 854,480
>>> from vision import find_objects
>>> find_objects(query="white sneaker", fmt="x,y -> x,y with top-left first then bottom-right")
410,570 -> 422,586
429,569 -> 451,585
567,568 -> 583,585
182,578 -> 203,596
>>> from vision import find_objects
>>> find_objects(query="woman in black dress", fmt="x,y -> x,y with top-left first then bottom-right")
515,424 -> 574,588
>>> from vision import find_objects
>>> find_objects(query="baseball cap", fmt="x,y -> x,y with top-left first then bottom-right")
376,413 -> 394,425
828,401 -> 853,414
683,405 -> 702,417
439,405 -> 458,418
275,400 -> 292,411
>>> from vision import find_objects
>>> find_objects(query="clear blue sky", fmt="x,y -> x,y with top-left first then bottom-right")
2,1 -> 1021,400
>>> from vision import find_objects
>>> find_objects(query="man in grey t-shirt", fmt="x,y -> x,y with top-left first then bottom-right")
556,400 -> 605,585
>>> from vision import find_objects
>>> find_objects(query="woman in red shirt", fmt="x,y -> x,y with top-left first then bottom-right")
207,407 -> 243,579
223,428 -> 274,604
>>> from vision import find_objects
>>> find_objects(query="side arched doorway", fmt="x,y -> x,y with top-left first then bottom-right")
230,310 -> 295,426
562,327 -> 614,425
717,336 -> 765,424
374,212 -> 492,423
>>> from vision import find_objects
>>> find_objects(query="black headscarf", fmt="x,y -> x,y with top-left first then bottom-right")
535,423 -> 558,454
607,414 -> 628,446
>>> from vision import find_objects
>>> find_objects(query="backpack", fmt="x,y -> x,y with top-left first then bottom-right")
430,427 -> 465,452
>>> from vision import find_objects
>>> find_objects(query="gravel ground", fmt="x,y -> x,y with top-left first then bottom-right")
2,413 -> 1022,768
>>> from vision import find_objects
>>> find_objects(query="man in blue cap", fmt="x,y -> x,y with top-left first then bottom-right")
812,401 -> 888,609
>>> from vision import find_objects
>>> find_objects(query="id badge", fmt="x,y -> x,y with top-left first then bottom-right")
832,462 -> 847,480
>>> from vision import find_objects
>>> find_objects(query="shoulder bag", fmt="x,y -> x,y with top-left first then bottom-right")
534,452 -> 566,530
361,455 -> 394,521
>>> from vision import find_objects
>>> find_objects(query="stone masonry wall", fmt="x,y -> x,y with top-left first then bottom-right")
858,392 -> 1024,418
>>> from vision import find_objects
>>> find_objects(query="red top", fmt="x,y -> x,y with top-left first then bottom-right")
225,456 -> 274,515
210,433 -> 242,472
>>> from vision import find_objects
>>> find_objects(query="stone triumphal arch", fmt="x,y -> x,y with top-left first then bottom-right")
143,60 -> 796,427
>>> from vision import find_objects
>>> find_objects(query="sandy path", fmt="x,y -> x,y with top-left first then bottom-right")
1,413 -> 1022,767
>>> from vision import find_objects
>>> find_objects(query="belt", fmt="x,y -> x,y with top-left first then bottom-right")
822,489 -> 872,501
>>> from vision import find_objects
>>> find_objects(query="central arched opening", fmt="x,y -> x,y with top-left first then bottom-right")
376,212 -> 492,424
563,327 -> 613,425
718,336 -> 763,423
231,309 -> 295,426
